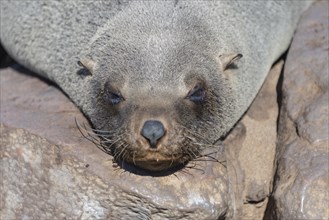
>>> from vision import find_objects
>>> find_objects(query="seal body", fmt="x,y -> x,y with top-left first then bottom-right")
0,1 -> 312,171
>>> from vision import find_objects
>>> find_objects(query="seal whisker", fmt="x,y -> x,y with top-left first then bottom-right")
79,121 -> 111,136
120,150 -> 129,168
169,153 -> 174,168
119,144 -> 130,160
184,136 -> 216,150
178,169 -> 194,176
184,147 -> 198,160
101,137 -> 120,144
77,121 -> 118,140
84,128 -> 102,143
194,143 -> 218,148
184,138 -> 217,149
184,163 -> 206,174
102,137 -> 124,150
83,129 -> 112,153
96,133 -> 115,139
97,132 -> 125,139
101,133 -> 126,143
112,143 -> 124,159
177,124 -> 213,145
117,143 -> 129,159
78,121 -> 101,142
200,150 -> 220,158
113,143 -> 129,160
133,151 -> 136,165
75,120 -> 113,155
75,118 -> 100,143
191,150 -> 227,168
89,127 -> 115,135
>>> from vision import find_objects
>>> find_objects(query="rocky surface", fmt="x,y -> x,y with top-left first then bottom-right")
0,61 -> 281,220
266,1 -> 329,219
1,1 -> 328,219
224,60 -> 282,219
0,66 -> 228,219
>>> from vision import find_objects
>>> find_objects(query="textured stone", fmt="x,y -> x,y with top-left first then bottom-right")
225,60 -> 282,219
0,67 -> 228,219
0,54 -> 282,220
0,42 -> 296,220
268,1 -> 329,219
1,1 -> 327,219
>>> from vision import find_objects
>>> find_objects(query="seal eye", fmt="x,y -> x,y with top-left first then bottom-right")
186,83 -> 206,104
103,83 -> 124,105
106,91 -> 123,105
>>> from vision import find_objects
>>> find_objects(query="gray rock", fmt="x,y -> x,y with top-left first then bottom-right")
225,60 -> 282,219
0,67 -> 228,219
268,1 -> 329,219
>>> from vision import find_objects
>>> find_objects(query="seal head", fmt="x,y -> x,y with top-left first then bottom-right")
80,5 -> 243,171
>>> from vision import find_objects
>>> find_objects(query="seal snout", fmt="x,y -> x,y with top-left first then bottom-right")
141,120 -> 166,148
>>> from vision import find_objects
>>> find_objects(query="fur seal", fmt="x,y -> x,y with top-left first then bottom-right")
0,1 -> 312,171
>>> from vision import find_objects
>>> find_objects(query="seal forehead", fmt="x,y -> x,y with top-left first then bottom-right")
91,1 -> 219,79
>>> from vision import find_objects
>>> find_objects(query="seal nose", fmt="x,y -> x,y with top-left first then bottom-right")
141,120 -> 166,148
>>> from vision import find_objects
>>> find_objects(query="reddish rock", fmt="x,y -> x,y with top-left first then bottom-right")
225,60 -> 282,219
268,1 -> 329,219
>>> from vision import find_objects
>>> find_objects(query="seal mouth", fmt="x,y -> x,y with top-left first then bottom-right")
125,151 -> 189,171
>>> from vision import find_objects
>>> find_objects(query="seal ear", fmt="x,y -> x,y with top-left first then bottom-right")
77,58 -> 96,75
219,53 -> 243,71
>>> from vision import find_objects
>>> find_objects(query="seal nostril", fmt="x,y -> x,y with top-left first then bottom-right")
141,120 -> 165,148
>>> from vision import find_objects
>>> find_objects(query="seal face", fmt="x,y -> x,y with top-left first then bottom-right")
79,13 -> 242,171
89,70 -> 226,171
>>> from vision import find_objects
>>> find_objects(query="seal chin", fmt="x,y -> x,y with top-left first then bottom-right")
125,152 -> 188,171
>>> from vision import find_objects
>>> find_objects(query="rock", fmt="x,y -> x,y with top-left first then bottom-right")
225,60 -> 282,219
0,66 -> 228,219
266,1 -> 329,219
2,2 -> 327,218
0,56 -> 281,219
